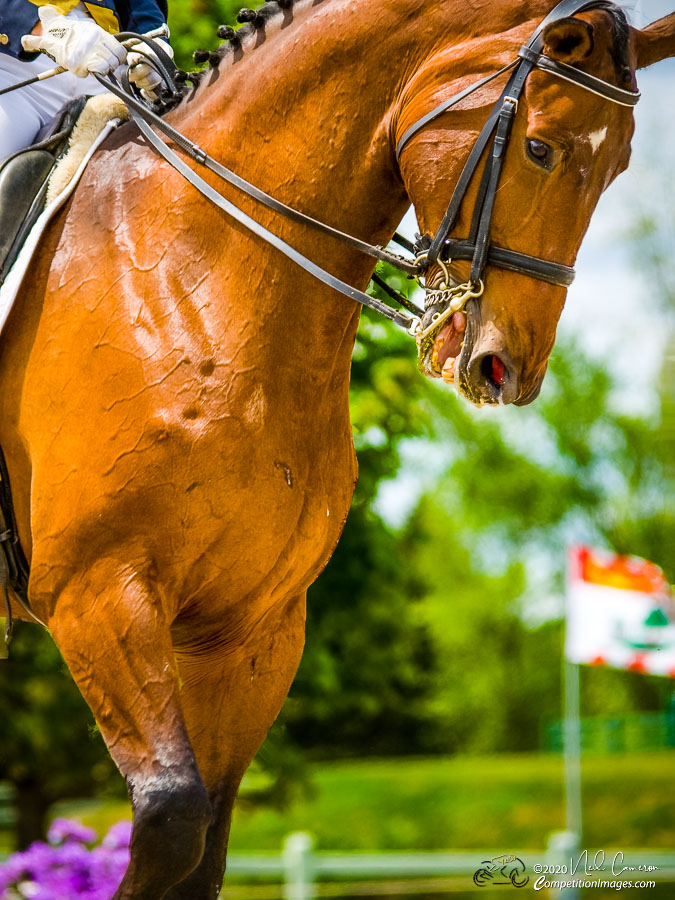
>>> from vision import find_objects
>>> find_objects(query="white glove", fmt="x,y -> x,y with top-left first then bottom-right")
21,6 -> 126,78
128,41 -> 174,101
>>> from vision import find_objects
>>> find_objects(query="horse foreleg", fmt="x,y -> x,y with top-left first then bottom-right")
45,560 -> 212,900
165,592 -> 307,900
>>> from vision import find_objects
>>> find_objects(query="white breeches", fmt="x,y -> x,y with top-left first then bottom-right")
0,50 -> 108,162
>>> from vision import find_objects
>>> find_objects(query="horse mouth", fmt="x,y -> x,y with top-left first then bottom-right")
416,306 -> 468,387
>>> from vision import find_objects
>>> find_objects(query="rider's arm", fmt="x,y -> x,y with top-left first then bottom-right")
18,1 -> 171,89
124,0 -> 168,40
3,0 -> 170,61
23,0 -> 168,41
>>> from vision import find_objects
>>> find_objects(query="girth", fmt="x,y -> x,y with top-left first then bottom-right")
0,447 -> 39,647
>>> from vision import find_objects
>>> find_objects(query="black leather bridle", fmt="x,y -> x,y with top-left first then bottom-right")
397,0 -> 640,343
96,0 -> 639,341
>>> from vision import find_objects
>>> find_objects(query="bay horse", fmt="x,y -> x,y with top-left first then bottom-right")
0,0 -> 673,897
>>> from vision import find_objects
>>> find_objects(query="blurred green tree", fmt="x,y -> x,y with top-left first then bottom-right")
168,0 -> 254,68
0,626 -> 122,849
405,331 -> 673,753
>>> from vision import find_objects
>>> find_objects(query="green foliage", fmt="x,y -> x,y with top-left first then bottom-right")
403,332 -> 673,753
405,497 -> 563,753
350,299 -> 430,503
167,0 -> 266,70
168,0 -> 241,69
80,751 -> 675,852
0,624 -> 123,848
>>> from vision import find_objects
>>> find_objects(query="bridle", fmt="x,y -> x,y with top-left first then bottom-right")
398,0 -> 640,344
96,0 -> 639,343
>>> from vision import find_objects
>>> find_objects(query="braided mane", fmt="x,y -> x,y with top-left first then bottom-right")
173,1 -> 294,93
172,0 -> 633,99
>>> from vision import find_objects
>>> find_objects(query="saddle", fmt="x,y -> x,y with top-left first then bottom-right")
0,97 -> 87,288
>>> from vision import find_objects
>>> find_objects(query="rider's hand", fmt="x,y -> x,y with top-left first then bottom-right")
21,6 -> 126,78
128,40 -> 174,102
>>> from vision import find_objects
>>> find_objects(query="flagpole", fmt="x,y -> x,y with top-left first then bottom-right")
561,561 -> 582,900
563,658 -> 582,841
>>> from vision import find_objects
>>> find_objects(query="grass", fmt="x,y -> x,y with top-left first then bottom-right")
50,750 -> 675,853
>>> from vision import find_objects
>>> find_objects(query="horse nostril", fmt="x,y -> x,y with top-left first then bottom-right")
480,354 -> 506,389
468,351 -> 519,405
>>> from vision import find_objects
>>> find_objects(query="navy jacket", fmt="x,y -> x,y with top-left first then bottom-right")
0,0 -> 168,59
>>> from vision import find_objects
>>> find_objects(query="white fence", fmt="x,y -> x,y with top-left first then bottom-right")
222,832 -> 675,900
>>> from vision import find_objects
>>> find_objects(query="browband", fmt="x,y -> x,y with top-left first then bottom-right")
518,47 -> 641,106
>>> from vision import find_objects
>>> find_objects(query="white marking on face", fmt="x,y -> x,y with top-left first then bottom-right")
589,127 -> 608,154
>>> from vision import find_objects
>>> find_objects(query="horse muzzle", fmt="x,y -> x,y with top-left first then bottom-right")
417,290 -> 528,407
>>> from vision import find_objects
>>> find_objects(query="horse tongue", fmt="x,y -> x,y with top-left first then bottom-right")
435,312 -> 467,369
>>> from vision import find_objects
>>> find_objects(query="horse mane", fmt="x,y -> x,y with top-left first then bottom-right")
171,0 -> 633,99
172,1 -> 294,95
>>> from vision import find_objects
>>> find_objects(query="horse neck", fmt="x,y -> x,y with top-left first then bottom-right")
162,0 -> 547,374
171,0 -> 429,269
173,0 -> 549,223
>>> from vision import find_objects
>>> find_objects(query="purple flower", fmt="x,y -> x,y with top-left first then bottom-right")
47,820 -> 97,848
0,820 -> 132,899
100,823 -> 131,853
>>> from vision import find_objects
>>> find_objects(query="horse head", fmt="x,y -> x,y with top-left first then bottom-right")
397,3 -> 675,406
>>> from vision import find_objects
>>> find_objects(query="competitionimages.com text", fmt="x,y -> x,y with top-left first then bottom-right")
534,878 -> 656,891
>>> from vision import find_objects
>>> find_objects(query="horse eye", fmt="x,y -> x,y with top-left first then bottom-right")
527,139 -> 552,168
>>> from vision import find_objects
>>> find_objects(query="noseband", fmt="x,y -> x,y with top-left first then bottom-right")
97,0 -> 639,339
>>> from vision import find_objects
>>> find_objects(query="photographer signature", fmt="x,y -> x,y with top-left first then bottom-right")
570,850 -> 659,876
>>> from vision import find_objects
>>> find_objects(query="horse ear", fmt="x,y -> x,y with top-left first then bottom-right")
632,14 -> 675,69
542,17 -> 594,64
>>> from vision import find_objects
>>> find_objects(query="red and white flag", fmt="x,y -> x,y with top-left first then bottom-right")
566,546 -> 675,676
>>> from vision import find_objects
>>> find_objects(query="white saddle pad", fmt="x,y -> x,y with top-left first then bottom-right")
0,117 -> 123,335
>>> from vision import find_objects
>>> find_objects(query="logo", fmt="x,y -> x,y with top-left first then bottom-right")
473,854 -> 530,888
